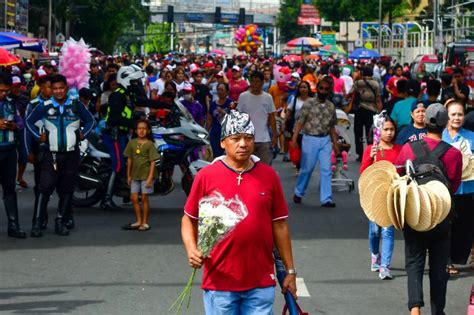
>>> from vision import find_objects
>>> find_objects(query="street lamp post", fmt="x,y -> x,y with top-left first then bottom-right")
378,0 -> 382,52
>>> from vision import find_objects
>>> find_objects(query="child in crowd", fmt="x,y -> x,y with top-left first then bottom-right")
122,119 -> 159,231
360,116 -> 402,280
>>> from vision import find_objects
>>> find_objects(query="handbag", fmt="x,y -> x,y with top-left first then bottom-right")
346,92 -> 361,114
285,96 -> 298,133
288,141 -> 301,165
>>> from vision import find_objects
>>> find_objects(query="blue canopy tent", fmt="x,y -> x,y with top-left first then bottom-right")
349,47 -> 380,59
0,32 -> 44,52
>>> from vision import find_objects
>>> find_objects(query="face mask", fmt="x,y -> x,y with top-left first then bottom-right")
183,94 -> 192,101
23,73 -> 32,81
162,92 -> 175,99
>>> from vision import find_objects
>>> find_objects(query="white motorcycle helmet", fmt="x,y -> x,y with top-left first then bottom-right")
117,64 -> 144,89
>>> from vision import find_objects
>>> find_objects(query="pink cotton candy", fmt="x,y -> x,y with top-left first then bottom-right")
59,38 -> 91,91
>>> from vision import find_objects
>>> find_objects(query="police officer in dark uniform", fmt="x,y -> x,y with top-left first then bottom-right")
24,75 -> 53,237
26,74 -> 95,236
100,65 -> 144,209
0,72 -> 26,238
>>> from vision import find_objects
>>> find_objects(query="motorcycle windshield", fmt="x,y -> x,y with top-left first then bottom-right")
173,98 -> 196,122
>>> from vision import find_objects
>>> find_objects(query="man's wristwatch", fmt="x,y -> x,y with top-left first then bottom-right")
286,269 -> 297,276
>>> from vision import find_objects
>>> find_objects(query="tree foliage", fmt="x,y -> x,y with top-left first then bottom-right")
143,23 -> 172,54
277,0 -> 311,43
277,0 -> 411,43
29,0 -> 149,54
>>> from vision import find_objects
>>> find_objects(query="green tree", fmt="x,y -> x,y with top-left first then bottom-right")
277,0 -> 310,43
143,23 -> 172,54
29,0 -> 149,54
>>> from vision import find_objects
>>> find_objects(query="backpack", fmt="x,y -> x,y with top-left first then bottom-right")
409,140 -> 451,190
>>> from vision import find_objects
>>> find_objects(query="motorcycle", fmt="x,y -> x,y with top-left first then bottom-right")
73,99 -> 210,207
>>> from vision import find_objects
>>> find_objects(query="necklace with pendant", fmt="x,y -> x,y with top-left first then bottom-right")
224,159 -> 253,186
136,141 -> 144,154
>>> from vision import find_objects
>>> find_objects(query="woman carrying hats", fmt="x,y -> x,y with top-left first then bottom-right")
442,99 -> 474,275
360,115 -> 402,280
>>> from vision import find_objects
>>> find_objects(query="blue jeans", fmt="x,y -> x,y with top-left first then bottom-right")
294,134 -> 333,204
203,286 -> 275,315
369,221 -> 395,268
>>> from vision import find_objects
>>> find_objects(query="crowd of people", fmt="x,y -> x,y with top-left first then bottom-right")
0,51 -> 473,314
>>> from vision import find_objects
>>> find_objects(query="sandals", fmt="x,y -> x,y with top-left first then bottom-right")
447,264 -> 459,275
16,180 -> 28,188
121,223 -> 141,230
138,223 -> 150,231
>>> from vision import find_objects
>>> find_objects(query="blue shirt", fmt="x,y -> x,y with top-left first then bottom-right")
390,97 -> 418,128
442,127 -> 474,194
395,125 -> 427,145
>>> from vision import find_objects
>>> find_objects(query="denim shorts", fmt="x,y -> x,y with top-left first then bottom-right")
130,179 -> 153,194
203,286 -> 274,315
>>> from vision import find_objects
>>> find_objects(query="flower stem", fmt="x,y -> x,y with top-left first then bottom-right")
169,268 -> 197,315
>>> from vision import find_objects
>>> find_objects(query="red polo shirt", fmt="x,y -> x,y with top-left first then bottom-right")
184,160 -> 288,291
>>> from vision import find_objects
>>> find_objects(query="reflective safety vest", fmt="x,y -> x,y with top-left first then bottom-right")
104,87 -> 132,132
0,97 -> 16,149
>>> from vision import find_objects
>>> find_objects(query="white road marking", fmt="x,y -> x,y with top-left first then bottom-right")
296,277 -> 310,297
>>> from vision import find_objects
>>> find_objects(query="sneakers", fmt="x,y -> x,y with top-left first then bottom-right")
321,201 -> 336,208
331,165 -> 336,172
293,194 -> 302,204
379,267 -> 393,280
342,164 -> 348,171
371,253 -> 380,272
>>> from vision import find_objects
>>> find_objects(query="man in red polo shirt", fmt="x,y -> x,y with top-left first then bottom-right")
181,110 -> 297,313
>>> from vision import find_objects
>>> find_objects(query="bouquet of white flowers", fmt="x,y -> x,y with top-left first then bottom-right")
170,192 -> 248,314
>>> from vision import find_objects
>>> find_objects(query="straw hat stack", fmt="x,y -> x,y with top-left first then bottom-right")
359,161 -> 452,231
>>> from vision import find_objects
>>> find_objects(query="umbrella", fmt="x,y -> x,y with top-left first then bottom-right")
0,32 -> 44,52
306,54 -> 320,60
349,47 -> 380,59
0,47 -> 20,66
283,54 -> 302,62
286,37 -> 322,48
319,44 -> 347,55
209,49 -> 226,55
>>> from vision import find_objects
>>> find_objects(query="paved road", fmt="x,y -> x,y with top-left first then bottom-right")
0,154 -> 472,314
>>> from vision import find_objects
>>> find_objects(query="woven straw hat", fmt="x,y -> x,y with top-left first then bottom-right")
397,177 -> 408,228
412,185 -> 432,232
405,182 -> 421,228
426,181 -> 451,224
388,183 -> 401,229
359,161 -> 398,194
361,181 -> 391,226
370,181 -> 393,227
360,180 -> 385,213
461,157 -> 474,181
425,186 -> 441,230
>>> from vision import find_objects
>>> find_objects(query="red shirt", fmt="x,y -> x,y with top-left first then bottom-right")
386,76 -> 406,97
229,78 -> 248,102
394,137 -> 462,193
360,144 -> 402,174
184,160 -> 288,291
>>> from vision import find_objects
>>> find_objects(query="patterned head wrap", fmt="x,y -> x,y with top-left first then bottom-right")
220,110 -> 255,140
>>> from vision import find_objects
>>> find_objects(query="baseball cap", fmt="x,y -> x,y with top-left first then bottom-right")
216,71 -> 224,77
12,76 -> 21,85
411,101 -> 427,112
182,82 -> 193,92
37,69 -> 47,77
291,72 -> 300,79
424,103 -> 448,129
232,65 -> 241,72
189,63 -> 199,73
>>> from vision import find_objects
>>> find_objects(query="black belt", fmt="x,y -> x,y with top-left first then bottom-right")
307,133 -> 328,137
